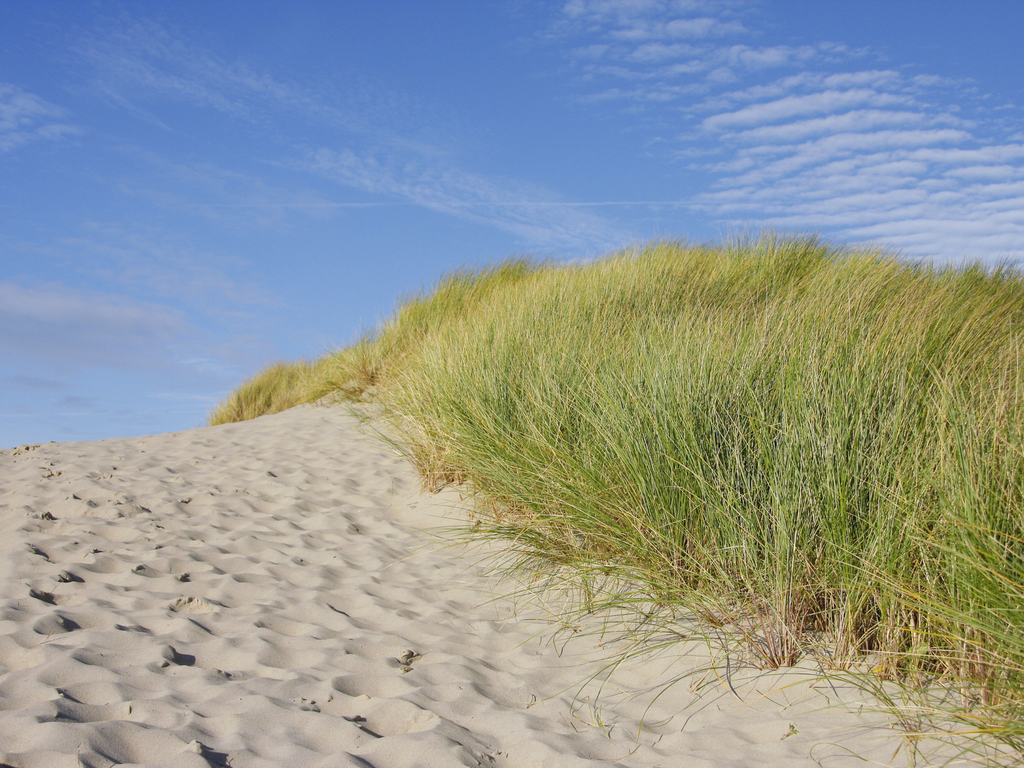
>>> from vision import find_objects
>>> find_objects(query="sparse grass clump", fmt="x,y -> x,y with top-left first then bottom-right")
208,362 -> 316,425
211,234 -> 1024,759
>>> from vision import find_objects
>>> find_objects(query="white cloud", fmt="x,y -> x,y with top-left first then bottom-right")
562,1 -> 744,38
944,165 -> 1023,181
0,83 -> 78,154
544,1 -> 1024,261
553,0 -> 816,100
694,141 -> 1024,260
720,44 -> 818,70
730,109 -> 928,143
906,145 -> 1024,165
629,41 -> 703,62
703,89 -> 910,129
725,129 -> 974,185
665,17 -> 738,38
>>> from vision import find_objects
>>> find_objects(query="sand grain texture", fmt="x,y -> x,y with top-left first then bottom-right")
0,405 -> 937,767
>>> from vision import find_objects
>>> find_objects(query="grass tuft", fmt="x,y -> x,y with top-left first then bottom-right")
208,361 -> 317,425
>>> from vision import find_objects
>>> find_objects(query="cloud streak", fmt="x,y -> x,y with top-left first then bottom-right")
305,148 -> 625,249
0,83 -> 78,154
77,15 -> 626,252
0,281 -> 189,370
549,0 -> 1024,261
702,90 -> 913,129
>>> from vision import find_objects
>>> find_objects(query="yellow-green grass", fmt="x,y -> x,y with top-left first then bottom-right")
211,234 -> 1024,758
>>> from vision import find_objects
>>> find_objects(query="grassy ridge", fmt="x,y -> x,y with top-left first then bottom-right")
208,259 -> 537,426
211,234 -> 1024,754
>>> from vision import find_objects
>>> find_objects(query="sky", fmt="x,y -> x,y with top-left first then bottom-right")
2,1 -> 1023,448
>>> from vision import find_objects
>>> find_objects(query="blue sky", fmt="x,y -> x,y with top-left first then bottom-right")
2,1 -> 1022,447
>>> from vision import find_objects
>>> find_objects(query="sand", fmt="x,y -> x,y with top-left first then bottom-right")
0,404 -> 952,767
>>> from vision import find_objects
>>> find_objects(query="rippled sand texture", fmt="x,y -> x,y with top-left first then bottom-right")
0,405 -> 930,767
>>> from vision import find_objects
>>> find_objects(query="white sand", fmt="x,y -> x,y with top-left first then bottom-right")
0,405 -> 950,767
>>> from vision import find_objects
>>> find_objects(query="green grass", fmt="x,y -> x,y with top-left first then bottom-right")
211,233 -> 1024,760
208,361 -> 317,425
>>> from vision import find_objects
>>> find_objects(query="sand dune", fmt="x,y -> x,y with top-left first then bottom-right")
0,405 -> 944,767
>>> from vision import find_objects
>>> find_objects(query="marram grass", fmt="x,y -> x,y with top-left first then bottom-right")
212,234 -> 1024,760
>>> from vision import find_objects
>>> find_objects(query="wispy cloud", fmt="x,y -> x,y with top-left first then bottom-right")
61,223 -> 279,320
561,0 -> 747,40
730,110 -> 934,143
78,16 -> 329,127
0,281 -> 189,370
555,1 -> 857,100
692,71 -> 1024,260
112,148 -> 366,230
3,213 -> 280,337
0,375 -> 67,392
76,14 -> 626,252
305,148 -> 625,249
547,0 -> 1024,261
702,90 -> 914,130
0,83 -> 78,154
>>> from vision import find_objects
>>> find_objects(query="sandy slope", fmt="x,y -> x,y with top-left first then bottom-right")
0,404 -> 943,767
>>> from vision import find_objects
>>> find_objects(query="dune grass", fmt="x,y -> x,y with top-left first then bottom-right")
208,362 -> 317,425
211,234 -> 1024,760
209,259 -> 539,427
